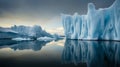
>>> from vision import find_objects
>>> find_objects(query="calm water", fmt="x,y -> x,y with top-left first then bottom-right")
0,39 -> 120,67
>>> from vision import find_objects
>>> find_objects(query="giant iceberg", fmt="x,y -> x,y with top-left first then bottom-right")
62,0 -> 120,40
11,25 -> 52,38
0,25 -> 53,39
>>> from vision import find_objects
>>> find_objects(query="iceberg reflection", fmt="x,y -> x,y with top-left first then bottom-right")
0,40 -> 51,51
62,40 -> 120,67
10,41 -> 51,51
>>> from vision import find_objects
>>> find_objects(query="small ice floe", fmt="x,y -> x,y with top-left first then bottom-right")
37,36 -> 55,41
12,37 -> 33,41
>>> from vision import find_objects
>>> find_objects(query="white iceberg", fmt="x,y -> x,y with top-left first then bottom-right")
0,25 -> 53,39
37,36 -> 55,41
12,37 -> 33,41
62,0 -> 120,40
11,25 -> 52,38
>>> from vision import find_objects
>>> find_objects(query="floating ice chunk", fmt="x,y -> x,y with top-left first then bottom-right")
12,37 -> 33,41
37,36 -> 55,41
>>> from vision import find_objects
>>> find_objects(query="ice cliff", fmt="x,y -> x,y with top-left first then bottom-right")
62,0 -> 120,40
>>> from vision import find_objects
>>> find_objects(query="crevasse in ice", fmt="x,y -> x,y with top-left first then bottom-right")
62,0 -> 120,40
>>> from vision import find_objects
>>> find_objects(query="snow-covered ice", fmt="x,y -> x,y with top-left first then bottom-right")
62,0 -> 120,40
37,36 -> 55,41
0,25 -> 62,40
12,37 -> 33,41
11,25 -> 52,38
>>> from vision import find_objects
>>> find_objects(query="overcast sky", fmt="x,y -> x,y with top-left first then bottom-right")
0,0 -> 115,35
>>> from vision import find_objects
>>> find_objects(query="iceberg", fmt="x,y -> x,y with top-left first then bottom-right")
0,25 -> 62,40
37,36 -> 55,41
12,37 -> 33,41
0,27 -> 20,39
62,0 -> 120,40
0,25 -> 52,39
52,33 -> 62,39
11,25 -> 52,38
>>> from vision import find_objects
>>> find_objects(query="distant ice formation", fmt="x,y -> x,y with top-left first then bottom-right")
62,0 -> 120,40
12,37 -> 33,41
0,25 -> 53,40
37,36 -> 55,41
11,25 -> 52,38
0,25 -> 62,41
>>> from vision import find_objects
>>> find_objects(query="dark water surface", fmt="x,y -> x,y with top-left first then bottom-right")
0,39 -> 120,67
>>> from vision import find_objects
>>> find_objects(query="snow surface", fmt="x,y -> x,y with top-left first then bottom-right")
12,37 -> 33,41
37,36 -> 55,41
0,27 -> 18,33
62,0 -> 120,40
